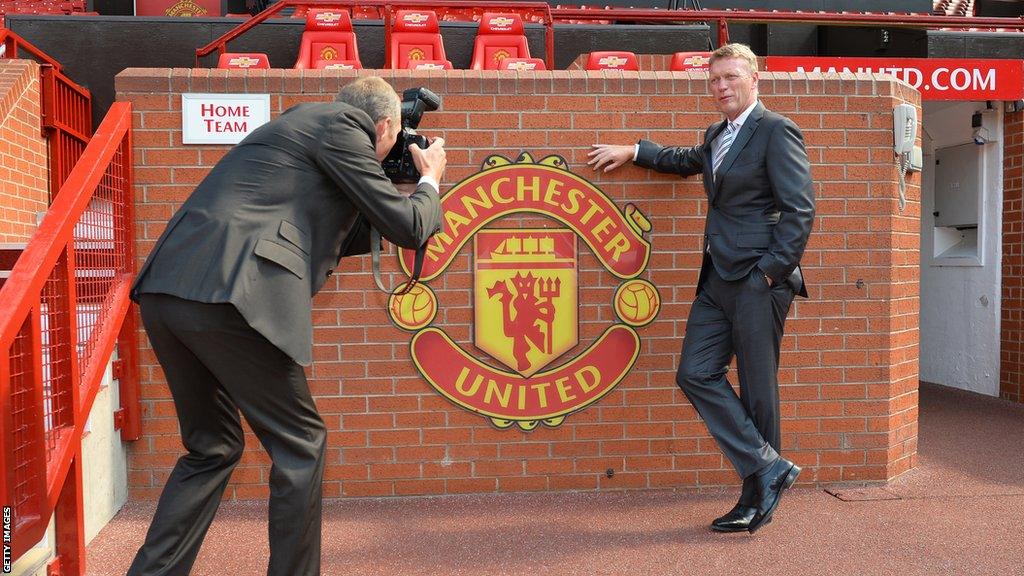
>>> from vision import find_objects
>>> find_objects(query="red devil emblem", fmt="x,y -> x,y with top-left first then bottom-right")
487,272 -> 561,371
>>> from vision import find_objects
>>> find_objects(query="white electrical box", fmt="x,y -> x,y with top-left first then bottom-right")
909,145 -> 924,172
933,143 -> 981,229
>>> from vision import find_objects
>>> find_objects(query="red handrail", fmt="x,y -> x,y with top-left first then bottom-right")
0,102 -> 134,573
195,0 -> 556,70
550,7 -> 1024,46
1,29 -> 93,201
195,4 -> 1024,70
0,29 -> 67,73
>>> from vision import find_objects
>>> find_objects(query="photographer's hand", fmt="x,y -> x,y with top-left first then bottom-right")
410,137 -> 447,184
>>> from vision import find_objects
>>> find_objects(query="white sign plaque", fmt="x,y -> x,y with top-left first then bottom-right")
181,93 -> 271,145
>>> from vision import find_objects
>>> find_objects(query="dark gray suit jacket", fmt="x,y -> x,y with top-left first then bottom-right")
132,102 -> 442,365
635,102 -> 814,297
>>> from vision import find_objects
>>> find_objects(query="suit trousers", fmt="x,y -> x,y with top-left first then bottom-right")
676,266 -> 795,479
128,294 -> 326,576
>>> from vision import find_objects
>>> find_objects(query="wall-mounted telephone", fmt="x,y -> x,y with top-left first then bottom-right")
893,104 -> 918,212
893,103 -> 917,155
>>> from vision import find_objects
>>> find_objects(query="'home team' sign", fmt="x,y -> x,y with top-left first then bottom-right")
181,93 -> 271,144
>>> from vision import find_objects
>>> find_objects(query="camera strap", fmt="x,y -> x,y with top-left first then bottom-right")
370,226 -> 426,295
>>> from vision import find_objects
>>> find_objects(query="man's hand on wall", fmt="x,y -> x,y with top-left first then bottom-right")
587,144 -> 634,173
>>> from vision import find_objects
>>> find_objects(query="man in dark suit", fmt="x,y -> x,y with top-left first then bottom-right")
588,43 -> 815,534
127,76 -> 444,575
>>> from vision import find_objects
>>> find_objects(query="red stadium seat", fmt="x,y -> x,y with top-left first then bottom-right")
585,51 -> 639,71
669,51 -> 711,71
314,59 -> 362,70
293,8 -> 361,69
470,12 -> 531,70
500,57 -> 546,71
388,10 -> 452,69
218,52 -> 271,69
409,60 -> 453,70
352,5 -> 380,19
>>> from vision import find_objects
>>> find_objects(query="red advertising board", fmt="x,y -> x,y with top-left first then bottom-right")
135,0 -> 221,16
765,56 -> 1024,101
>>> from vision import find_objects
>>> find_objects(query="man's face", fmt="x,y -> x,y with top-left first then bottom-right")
374,116 -> 400,162
709,56 -> 758,121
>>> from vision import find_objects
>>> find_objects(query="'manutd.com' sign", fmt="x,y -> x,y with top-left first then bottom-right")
181,93 -> 271,144
765,57 -> 1024,101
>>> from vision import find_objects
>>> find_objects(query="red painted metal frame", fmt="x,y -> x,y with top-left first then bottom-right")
0,102 -> 134,574
196,4 -> 1024,70
40,67 -> 92,202
195,0 -> 556,70
0,29 -> 93,201
0,29 -> 67,72
550,8 -> 1024,46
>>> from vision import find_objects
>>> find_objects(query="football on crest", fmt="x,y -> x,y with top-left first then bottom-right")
614,279 -> 660,327
388,283 -> 437,331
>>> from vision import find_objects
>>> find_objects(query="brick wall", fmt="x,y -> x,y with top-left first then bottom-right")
1002,110 -> 1023,403
117,68 -> 921,500
0,60 -> 49,242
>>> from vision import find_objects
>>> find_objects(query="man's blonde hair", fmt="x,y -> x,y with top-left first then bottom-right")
336,76 -> 400,126
709,43 -> 759,74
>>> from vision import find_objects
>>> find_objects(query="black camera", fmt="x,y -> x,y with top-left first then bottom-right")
382,87 -> 442,183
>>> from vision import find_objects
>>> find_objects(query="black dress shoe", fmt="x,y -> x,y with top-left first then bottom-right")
748,457 -> 801,534
710,504 -> 758,532
710,476 -> 759,532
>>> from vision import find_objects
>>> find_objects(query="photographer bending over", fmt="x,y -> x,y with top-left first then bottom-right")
127,76 -> 444,576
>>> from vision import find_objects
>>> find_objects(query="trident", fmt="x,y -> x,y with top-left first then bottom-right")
538,277 -> 561,354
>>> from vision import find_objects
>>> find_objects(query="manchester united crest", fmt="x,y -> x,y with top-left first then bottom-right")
386,152 -> 660,430
319,46 -> 339,61
491,49 -> 512,66
164,0 -> 207,16
475,229 -> 577,377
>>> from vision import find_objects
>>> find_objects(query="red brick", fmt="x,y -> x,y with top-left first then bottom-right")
498,476 -> 548,492
447,478 -> 497,493
369,462 -> 421,480
394,479 -> 446,495
343,481 -> 394,497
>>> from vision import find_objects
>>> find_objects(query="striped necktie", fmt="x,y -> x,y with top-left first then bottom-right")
712,121 -> 737,177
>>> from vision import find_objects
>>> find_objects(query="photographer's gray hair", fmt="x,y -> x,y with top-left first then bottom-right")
336,77 -> 401,126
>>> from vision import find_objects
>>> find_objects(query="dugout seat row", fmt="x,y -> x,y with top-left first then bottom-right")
0,0 -> 87,25
284,4 -> 548,24
389,10 -> 537,70
217,9 -> 540,70
218,48 -> 709,73
215,12 -> 710,71
584,50 -> 711,71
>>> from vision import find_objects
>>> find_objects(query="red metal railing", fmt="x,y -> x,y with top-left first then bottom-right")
196,2 -> 1024,69
1,29 -> 92,201
549,8 -> 1024,45
196,0 -> 557,70
0,102 -> 134,574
